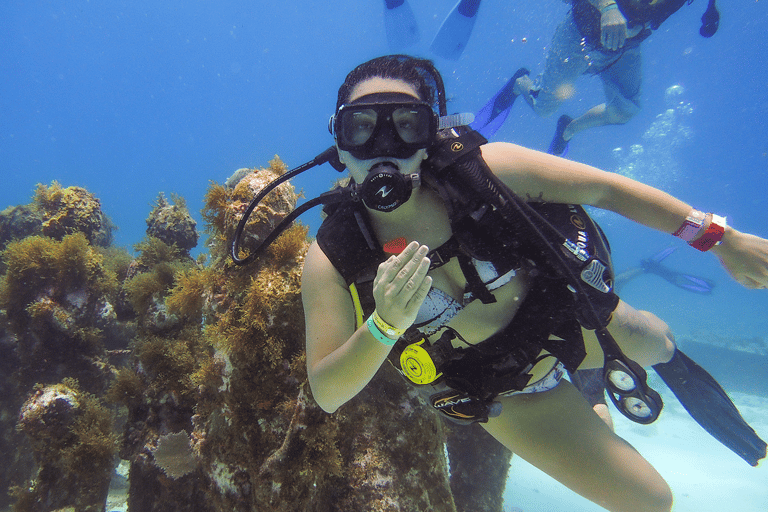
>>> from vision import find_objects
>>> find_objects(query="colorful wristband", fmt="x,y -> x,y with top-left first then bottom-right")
371,309 -> 406,339
366,315 -> 398,346
600,2 -> 619,14
673,209 -> 707,242
689,214 -> 727,252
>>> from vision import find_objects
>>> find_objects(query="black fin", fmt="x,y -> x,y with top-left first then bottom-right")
653,349 -> 767,466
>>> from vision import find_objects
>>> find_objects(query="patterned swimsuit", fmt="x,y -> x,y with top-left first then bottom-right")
413,258 -> 565,395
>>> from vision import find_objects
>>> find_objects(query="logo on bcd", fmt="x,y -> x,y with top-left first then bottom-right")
376,186 -> 393,198
570,214 -> 586,230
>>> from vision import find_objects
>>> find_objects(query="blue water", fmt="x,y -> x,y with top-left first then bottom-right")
3,0 -> 768,508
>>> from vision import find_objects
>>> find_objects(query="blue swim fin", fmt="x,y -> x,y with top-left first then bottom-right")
615,246 -> 716,295
548,114 -> 572,156
383,0 -> 421,50
470,67 -> 529,139
649,246 -> 676,263
641,250 -> 716,295
430,0 -> 482,61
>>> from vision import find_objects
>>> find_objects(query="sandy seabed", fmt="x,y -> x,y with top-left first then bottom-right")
503,388 -> 768,512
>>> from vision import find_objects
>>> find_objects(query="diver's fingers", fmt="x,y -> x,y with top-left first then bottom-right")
376,241 -> 419,285
389,244 -> 429,294
617,30 -> 626,49
374,255 -> 396,288
399,253 -> 431,303
407,275 -> 433,312
374,242 -> 431,310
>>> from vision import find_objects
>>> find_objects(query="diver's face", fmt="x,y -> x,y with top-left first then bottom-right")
336,77 -> 429,184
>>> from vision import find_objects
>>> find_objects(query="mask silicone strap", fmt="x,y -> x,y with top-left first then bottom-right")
439,113 -> 475,130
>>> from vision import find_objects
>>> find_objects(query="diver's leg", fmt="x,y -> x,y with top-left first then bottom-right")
570,367 -> 615,429
483,381 -> 672,512
562,46 -> 643,141
514,13 -> 589,118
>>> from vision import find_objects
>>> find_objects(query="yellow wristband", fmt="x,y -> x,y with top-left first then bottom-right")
371,310 -> 406,339
366,315 -> 398,346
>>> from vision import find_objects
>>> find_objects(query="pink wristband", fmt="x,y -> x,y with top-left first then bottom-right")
673,209 -> 707,242
689,214 -> 727,252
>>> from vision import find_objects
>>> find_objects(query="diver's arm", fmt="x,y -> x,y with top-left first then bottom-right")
589,0 -> 627,51
302,242 -> 392,413
482,142 -> 690,232
302,241 -> 432,413
481,142 -> 768,289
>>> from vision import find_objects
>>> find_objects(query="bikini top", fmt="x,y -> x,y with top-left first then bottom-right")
413,259 -> 518,336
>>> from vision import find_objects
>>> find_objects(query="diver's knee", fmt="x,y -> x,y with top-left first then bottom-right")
523,84 -> 561,118
640,311 -> 675,363
605,103 -> 637,124
637,474 -> 674,512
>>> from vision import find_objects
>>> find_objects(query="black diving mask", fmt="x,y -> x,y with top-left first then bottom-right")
330,92 -> 438,160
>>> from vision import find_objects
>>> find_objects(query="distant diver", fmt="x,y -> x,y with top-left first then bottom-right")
472,0 -> 720,154
614,246 -> 716,295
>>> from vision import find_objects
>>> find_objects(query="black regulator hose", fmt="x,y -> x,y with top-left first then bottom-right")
230,146 -> 341,266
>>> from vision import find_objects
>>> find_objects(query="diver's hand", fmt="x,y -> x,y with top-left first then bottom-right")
600,6 -> 628,51
712,229 -> 768,289
372,241 -> 432,331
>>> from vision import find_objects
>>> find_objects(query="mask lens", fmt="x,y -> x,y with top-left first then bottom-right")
341,108 -> 377,147
392,106 -> 430,144
607,368 -> 636,392
622,397 -> 653,419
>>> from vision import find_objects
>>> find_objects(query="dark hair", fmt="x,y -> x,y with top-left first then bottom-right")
336,55 -> 447,116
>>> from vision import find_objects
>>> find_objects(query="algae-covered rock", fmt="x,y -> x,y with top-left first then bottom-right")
15,380 -> 117,512
0,204 -> 43,252
0,184 -> 136,511
2,180 -> 114,255
0,232 -> 131,392
146,193 -> 199,255
203,156 -> 299,262
34,181 -> 114,247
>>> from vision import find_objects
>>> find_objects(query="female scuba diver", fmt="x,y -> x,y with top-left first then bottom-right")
299,55 -> 768,512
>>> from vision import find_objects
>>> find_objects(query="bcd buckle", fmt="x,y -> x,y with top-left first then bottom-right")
429,389 -> 502,425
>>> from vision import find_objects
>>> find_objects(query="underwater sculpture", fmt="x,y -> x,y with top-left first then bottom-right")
115,158 -> 509,511
1,169 -> 512,511
16,380 -> 118,512
0,183 -> 131,511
